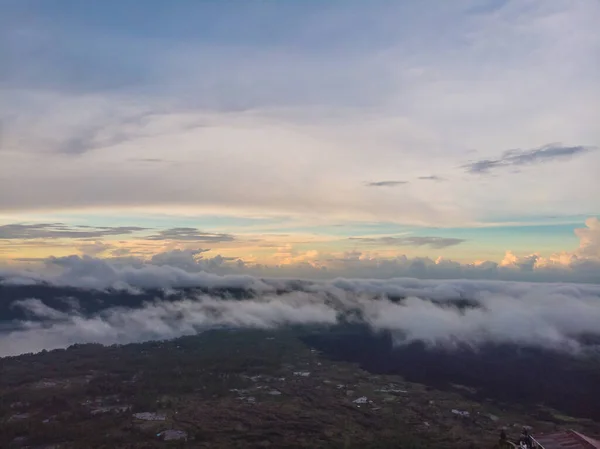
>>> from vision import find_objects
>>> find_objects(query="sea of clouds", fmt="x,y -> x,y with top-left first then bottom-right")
1,255 -> 600,358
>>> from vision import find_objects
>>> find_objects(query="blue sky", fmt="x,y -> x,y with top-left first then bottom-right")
0,0 -> 599,280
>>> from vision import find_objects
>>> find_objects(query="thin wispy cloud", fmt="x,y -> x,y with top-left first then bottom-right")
128,158 -> 172,163
418,175 -> 445,182
55,130 -> 132,156
146,228 -> 235,242
463,144 -> 595,174
365,181 -> 408,187
350,236 -> 466,249
0,224 -> 146,240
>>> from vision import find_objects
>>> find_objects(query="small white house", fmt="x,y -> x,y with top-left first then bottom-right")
353,396 -> 368,404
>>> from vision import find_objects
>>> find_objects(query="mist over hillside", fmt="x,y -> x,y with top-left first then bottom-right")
2,261 -> 600,425
2,259 -> 600,357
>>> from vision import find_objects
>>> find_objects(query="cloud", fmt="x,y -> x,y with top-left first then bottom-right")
489,218 -> 600,279
2,216 -> 600,356
3,105 -> 179,155
323,249 -> 600,284
417,175 -> 445,181
1,293 -> 338,357
1,1 -> 598,224
149,249 -> 233,273
22,254 -> 274,292
145,228 -> 235,242
77,241 -> 114,257
574,217 -> 600,258
111,247 -> 132,257
350,236 -> 466,249
51,124 -> 135,155
463,144 -> 595,174
1,217 -> 599,285
128,158 -> 172,163
0,216 -> 598,284
364,181 -> 408,187
0,223 -> 146,240
2,276 -> 600,357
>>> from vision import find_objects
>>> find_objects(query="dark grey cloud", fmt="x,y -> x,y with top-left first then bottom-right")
145,227 -> 235,242
418,175 -> 445,182
0,223 -> 146,240
365,180 -> 408,187
463,144 -> 594,174
350,235 -> 466,249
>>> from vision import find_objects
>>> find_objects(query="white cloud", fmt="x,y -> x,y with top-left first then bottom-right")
575,217 -> 600,258
490,218 -> 600,279
2,276 -> 600,357
0,254 -> 276,292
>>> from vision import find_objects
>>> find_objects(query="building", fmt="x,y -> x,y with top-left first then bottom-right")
533,430 -> 600,449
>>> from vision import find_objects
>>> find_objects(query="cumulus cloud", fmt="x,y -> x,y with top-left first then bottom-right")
463,144 -> 595,174
350,236 -> 466,249
486,218 -> 600,281
312,251 -> 600,284
417,252 -> 598,282
0,223 -> 146,239
2,277 -> 600,357
575,217 -> 600,258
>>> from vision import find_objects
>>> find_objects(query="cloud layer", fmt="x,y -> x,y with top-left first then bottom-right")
2,275 -> 600,357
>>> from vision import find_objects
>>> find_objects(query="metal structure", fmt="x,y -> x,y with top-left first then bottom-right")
532,430 -> 600,449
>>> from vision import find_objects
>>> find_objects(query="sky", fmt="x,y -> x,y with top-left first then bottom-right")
1,0 -> 599,282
